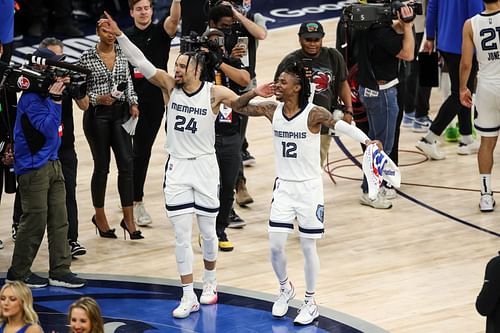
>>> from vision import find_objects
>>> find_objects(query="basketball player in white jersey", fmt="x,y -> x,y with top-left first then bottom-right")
460,0 -> 500,213
232,63 -> 382,325
100,12 -> 273,319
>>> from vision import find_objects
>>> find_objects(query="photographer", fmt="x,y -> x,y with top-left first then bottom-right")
202,27 -> 250,252
5,47 -> 86,289
356,1 -> 415,209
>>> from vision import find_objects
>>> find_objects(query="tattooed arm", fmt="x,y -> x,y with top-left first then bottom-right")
231,83 -> 276,121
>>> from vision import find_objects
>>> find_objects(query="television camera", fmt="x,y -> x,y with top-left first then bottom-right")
342,0 -> 423,30
0,54 -> 90,99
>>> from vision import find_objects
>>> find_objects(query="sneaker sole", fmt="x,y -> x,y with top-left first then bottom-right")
236,198 -> 254,206
5,278 -> 48,289
71,249 -> 87,257
136,220 -> 153,226
415,144 -> 445,161
479,201 -> 496,212
200,294 -> 218,305
359,198 -> 392,209
48,278 -> 85,288
243,160 -> 256,167
294,311 -> 320,326
173,303 -> 200,319
227,221 -> 246,229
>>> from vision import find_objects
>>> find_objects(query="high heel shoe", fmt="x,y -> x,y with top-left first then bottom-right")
120,219 -> 144,240
92,215 -> 117,239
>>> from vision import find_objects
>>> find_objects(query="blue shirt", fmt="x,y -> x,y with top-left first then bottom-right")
0,0 -> 14,44
426,0 -> 483,54
0,322 -> 32,333
14,92 -> 62,175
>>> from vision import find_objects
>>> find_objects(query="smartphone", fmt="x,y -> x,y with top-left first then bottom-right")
302,58 -> 313,79
237,36 -> 249,67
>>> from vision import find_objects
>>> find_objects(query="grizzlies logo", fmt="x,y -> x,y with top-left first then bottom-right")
316,204 -> 325,223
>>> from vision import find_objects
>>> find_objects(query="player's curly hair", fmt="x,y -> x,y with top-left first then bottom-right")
282,61 -> 311,108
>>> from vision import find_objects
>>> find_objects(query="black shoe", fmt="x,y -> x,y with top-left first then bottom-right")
6,271 -> 48,288
92,216 -> 117,239
120,219 -> 144,240
49,273 -> 86,288
227,209 -> 246,229
69,240 -> 87,257
242,150 -> 256,167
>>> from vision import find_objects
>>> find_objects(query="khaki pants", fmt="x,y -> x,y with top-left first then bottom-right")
9,160 -> 71,279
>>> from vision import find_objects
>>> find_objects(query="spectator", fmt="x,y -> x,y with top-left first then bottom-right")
78,18 -> 143,240
476,252 -> 500,333
68,297 -> 105,333
0,281 -> 43,332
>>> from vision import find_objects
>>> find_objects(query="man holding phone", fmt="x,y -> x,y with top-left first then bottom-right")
275,21 -> 353,167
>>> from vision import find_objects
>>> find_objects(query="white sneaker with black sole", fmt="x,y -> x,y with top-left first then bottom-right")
294,299 -> 320,325
479,193 -> 495,212
49,273 -> 86,288
457,140 -> 480,155
69,240 -> 86,257
272,282 -> 296,317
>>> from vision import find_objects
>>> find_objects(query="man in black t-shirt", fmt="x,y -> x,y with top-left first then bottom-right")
124,0 -> 181,226
476,252 -> 500,333
356,4 -> 414,209
275,21 -> 353,168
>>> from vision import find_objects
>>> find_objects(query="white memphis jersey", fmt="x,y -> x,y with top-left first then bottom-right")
471,11 -> 500,84
272,102 -> 321,181
166,82 -> 217,158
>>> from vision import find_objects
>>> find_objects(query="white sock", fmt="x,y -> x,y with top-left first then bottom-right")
182,283 -> 195,298
480,174 -> 492,194
424,131 -> 439,143
461,135 -> 473,145
204,268 -> 216,283
279,277 -> 291,291
305,291 -> 315,303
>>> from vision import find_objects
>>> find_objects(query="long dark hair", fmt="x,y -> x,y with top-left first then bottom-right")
281,61 -> 311,108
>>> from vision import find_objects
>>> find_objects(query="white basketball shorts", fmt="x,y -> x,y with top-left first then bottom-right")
474,80 -> 500,137
163,154 -> 220,217
269,177 -> 325,239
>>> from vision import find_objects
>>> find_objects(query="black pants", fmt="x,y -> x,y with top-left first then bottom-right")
59,148 -> 78,241
83,103 -> 134,208
133,100 -> 165,202
215,133 -> 242,239
404,32 -> 432,118
430,51 -> 477,136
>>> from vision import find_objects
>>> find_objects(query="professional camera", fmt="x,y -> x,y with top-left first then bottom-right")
181,31 -> 224,53
342,0 -> 423,30
0,55 -> 89,99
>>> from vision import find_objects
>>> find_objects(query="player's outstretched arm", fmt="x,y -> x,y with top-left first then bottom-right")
231,83 -> 276,120
101,11 -> 175,94
309,106 -> 383,149
459,19 -> 474,108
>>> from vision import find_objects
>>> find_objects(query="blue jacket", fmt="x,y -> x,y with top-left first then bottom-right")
426,0 -> 483,54
14,92 -> 62,175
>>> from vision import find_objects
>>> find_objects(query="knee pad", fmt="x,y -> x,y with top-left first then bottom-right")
197,215 -> 218,262
175,240 -> 193,276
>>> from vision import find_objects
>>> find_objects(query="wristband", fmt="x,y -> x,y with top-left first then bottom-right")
50,95 -> 63,102
344,110 -> 354,116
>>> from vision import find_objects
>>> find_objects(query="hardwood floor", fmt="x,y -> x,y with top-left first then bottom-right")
0,18 -> 498,333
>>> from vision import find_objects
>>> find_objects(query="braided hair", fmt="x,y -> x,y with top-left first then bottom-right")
281,61 -> 311,109
176,51 -> 208,80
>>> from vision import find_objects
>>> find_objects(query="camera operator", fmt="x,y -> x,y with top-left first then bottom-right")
202,28 -> 250,252
356,1 -> 414,209
275,21 -> 353,168
6,47 -> 87,289
123,0 -> 181,227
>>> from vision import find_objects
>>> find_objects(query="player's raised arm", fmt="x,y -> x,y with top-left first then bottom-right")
309,105 -> 383,149
230,83 -> 276,121
101,11 -> 175,94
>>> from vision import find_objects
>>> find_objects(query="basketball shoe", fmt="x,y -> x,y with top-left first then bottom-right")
172,295 -> 200,319
294,298 -> 320,325
272,281 -> 295,317
200,279 -> 218,304
479,193 -> 495,212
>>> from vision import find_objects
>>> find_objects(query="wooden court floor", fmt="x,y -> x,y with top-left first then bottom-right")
0,19 -> 499,333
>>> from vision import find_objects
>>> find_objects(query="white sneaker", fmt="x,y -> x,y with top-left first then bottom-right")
272,282 -> 296,317
416,139 -> 446,160
172,295 -> 200,319
457,141 -> 480,155
134,202 -> 152,226
200,280 -> 218,305
359,193 -> 392,209
380,187 -> 397,200
479,193 -> 495,212
294,299 -> 320,326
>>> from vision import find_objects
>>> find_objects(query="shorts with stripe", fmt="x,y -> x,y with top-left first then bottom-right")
163,154 -> 220,217
268,177 -> 325,239
474,80 -> 500,137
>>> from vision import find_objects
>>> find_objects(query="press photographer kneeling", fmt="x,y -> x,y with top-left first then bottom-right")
6,47 -> 87,288
355,0 -> 415,209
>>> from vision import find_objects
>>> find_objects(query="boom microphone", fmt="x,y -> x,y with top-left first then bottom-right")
25,54 -> 91,75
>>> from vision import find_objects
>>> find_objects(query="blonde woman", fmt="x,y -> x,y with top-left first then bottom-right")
0,281 -> 43,333
68,297 -> 104,333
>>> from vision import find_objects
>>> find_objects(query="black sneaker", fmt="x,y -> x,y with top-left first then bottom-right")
242,150 -> 256,167
49,273 -> 86,288
69,240 -> 87,257
227,209 -> 246,229
6,271 -> 48,288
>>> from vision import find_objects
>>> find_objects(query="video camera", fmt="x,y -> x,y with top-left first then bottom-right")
342,0 -> 423,30
0,54 -> 90,99
181,31 -> 224,53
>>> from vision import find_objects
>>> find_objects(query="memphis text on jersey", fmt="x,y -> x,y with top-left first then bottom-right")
274,130 -> 307,139
171,102 -> 208,116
